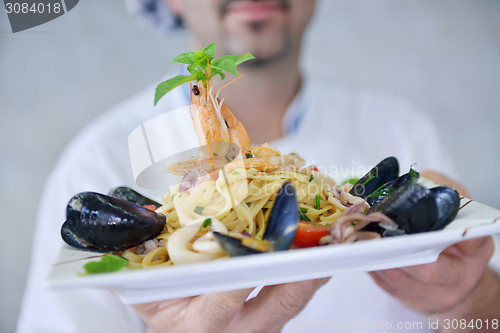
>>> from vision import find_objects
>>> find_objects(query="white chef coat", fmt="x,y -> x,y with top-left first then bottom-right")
17,66 -> 464,333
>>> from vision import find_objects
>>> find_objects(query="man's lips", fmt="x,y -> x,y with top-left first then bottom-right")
224,0 -> 287,22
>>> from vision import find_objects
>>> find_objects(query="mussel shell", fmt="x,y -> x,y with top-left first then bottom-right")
371,183 -> 437,234
61,192 -> 166,252
366,168 -> 420,206
429,186 -> 460,231
263,181 -> 300,251
212,232 -> 267,256
108,186 -> 162,209
350,157 -> 399,198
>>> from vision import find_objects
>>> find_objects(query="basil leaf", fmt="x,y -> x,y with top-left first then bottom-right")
155,74 -> 197,105
155,42 -> 254,105
84,255 -> 128,274
235,53 -> 255,65
203,42 -> 216,58
211,58 -> 239,76
167,51 -> 196,65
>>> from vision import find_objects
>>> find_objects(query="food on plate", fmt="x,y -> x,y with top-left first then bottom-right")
60,42 -> 461,273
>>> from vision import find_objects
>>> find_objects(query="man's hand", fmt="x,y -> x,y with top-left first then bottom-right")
370,170 -> 500,332
131,278 -> 329,333
370,237 -> 496,313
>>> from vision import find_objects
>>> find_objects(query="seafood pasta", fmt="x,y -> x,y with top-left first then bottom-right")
61,43 -> 461,273
120,157 -> 361,268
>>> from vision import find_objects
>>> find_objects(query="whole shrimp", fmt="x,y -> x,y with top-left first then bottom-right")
167,78 -> 282,176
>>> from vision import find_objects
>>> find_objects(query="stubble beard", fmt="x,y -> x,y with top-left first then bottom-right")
221,28 -> 293,69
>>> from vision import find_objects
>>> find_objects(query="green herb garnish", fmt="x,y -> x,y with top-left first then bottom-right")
232,170 -> 240,175
194,206 -> 204,215
83,255 -> 128,274
154,42 -> 254,105
246,152 -> 253,158
342,178 -> 359,185
225,156 -> 231,163
315,195 -> 321,210
363,174 -> 375,186
202,218 -> 212,228
308,175 -> 314,182
299,207 -> 311,221
213,152 -> 218,157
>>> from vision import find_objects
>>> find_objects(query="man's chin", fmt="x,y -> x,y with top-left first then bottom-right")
222,33 -> 292,68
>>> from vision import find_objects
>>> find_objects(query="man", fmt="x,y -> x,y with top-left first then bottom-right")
18,0 -> 499,332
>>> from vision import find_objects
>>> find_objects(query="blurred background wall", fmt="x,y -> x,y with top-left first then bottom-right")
1,0 -> 498,332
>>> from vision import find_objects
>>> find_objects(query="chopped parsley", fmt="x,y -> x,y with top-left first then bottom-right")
315,195 -> 321,210
202,218 -> 212,228
363,174 -> 375,186
308,175 -> 314,182
299,207 -> 311,221
213,152 -> 218,157
232,170 -> 240,175
225,156 -> 231,163
245,152 -> 253,158
342,178 -> 359,185
194,206 -> 204,215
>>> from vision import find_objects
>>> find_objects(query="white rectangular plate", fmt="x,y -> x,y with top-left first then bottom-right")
45,192 -> 500,304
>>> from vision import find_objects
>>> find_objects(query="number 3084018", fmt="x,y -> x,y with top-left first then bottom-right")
443,319 -> 498,330
5,3 -> 61,14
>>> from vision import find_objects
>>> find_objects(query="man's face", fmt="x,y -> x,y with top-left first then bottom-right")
168,0 -> 316,66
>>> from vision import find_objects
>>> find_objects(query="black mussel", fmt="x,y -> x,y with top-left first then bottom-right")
371,183 -> 437,234
214,182 -> 300,256
350,157 -> 399,198
61,192 -> 166,252
366,166 -> 420,206
263,182 -> 300,251
108,186 -> 162,209
429,186 -> 460,231
212,232 -> 273,256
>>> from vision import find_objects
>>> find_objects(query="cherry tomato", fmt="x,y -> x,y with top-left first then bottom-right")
293,222 -> 329,248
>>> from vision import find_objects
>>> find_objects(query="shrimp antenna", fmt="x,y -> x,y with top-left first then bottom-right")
215,74 -> 244,93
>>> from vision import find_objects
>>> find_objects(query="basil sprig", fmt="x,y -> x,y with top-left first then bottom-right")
154,42 -> 254,105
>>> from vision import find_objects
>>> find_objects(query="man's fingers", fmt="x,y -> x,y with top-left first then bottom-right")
190,288 -> 255,332
232,278 -> 330,331
370,270 -> 450,314
453,236 -> 494,257
401,254 -> 463,286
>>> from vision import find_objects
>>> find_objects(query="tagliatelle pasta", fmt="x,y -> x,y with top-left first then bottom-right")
120,153 -> 354,268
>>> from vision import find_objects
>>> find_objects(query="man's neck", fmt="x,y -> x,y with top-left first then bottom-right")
212,58 -> 301,145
